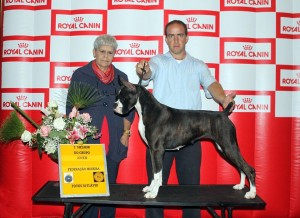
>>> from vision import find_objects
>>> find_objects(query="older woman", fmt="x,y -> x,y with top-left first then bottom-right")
66,34 -> 134,218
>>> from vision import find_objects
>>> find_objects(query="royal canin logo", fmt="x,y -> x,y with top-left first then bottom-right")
243,45 -> 253,50
130,43 -> 140,48
235,95 -> 271,113
277,13 -> 300,39
16,95 -> 27,101
220,38 -> 275,64
186,17 -> 197,23
56,16 -> 100,30
18,43 -> 29,48
2,93 -> 45,111
4,42 -> 43,55
52,10 -> 107,35
221,0 -> 275,12
50,62 -> 86,88
242,97 -> 252,103
276,66 -> 300,91
4,0 -> 50,9
116,42 -> 157,56
281,72 -> 300,86
185,16 -> 215,33
108,0 -> 163,9
74,16 -> 84,22
165,10 -> 219,37
2,37 -> 50,62
114,36 -> 163,62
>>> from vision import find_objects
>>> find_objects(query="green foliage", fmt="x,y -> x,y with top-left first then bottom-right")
36,133 -> 43,158
49,130 -> 68,140
67,82 -> 103,109
10,101 -> 39,129
0,111 -> 25,143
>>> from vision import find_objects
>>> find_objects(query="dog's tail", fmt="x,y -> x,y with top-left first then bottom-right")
223,102 -> 234,116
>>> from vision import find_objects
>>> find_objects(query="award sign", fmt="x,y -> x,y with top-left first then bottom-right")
58,143 -> 109,197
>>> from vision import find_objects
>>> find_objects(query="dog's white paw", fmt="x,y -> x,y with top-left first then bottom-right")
142,180 -> 160,198
244,190 -> 256,199
233,184 -> 245,190
143,186 -> 151,193
144,190 -> 158,199
143,184 -> 158,198
143,171 -> 162,198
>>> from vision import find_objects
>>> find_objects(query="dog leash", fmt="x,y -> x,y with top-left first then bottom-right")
138,62 -> 146,86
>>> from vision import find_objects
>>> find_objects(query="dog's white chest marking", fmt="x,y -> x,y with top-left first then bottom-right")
135,100 -> 148,145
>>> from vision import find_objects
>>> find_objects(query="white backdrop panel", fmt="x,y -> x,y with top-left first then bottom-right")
51,0 -> 107,10
185,37 -> 219,63
2,62 -> 50,89
276,0 -> 300,12
50,36 -> 95,62
220,12 -> 276,38
164,0 -> 220,11
219,64 -> 276,91
276,91 -> 300,117
108,10 -> 164,36
3,10 -> 51,36
276,39 -> 298,65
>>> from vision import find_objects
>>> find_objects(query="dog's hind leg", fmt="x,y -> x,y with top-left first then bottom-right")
233,171 -> 246,190
229,150 -> 256,199
232,157 -> 256,199
216,142 -> 256,199
233,170 -> 257,198
143,148 -> 164,198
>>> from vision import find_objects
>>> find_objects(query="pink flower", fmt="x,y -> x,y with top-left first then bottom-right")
67,129 -> 81,144
40,125 -> 52,137
93,132 -> 102,139
80,113 -> 91,123
78,125 -> 89,139
69,107 -> 78,119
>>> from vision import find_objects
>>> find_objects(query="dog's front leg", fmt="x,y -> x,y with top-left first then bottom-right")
143,148 -> 164,198
143,170 -> 162,198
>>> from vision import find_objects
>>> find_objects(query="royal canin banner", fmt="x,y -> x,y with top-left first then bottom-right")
1,1 -> 300,218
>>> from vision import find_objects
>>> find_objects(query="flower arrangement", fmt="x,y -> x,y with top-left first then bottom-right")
0,82 -> 103,162
20,100 -> 100,161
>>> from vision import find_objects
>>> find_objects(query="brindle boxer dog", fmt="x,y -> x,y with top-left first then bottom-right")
114,77 -> 256,199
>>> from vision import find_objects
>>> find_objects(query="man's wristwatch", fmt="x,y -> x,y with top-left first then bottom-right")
123,130 -> 131,137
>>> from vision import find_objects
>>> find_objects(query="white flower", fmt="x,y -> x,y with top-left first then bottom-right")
44,139 -> 58,154
41,108 -> 51,116
48,100 -> 58,108
21,130 -> 32,142
53,117 -> 66,130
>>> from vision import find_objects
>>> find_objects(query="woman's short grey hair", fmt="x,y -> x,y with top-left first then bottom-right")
93,34 -> 118,51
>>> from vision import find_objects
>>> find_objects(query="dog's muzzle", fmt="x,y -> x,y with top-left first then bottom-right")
113,100 -> 123,114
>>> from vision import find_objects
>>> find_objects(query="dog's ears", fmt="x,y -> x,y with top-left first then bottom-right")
118,76 -> 136,91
